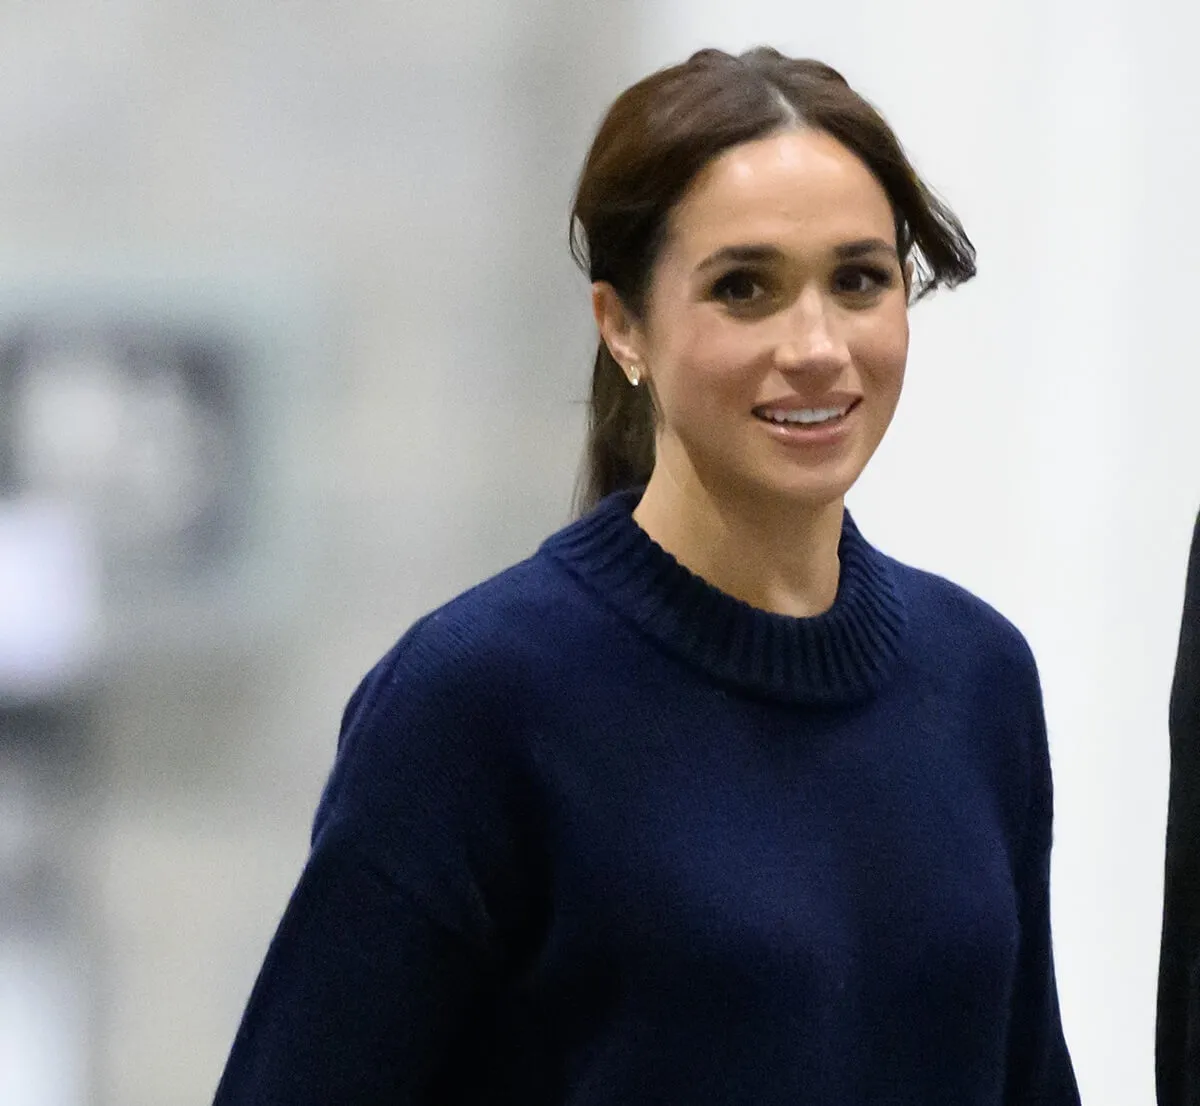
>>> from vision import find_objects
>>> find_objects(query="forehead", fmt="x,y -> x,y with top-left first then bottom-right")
664,129 -> 896,263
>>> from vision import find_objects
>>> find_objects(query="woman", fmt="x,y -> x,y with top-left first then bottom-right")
214,47 -> 1079,1104
1159,508 -> 1200,1106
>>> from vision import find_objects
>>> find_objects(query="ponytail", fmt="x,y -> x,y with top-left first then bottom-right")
574,343 -> 656,516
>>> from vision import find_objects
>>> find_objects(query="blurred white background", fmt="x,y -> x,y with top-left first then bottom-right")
0,2 -> 1194,1104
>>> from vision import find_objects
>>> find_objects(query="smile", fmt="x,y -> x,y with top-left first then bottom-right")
752,400 -> 860,426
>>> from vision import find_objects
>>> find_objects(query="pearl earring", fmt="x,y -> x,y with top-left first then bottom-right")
628,364 -> 641,387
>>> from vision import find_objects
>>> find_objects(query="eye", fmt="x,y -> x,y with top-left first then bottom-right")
711,269 -> 769,305
833,264 -> 894,297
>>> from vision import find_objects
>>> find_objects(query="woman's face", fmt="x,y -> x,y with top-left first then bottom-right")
598,128 -> 910,511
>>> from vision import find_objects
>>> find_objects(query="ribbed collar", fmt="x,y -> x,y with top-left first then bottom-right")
540,489 -> 907,706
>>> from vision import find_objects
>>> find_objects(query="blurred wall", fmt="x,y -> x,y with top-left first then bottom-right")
1,3 -> 1196,1105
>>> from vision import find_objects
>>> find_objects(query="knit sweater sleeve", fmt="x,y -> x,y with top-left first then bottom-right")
212,614 -> 539,1106
1003,653 -> 1081,1105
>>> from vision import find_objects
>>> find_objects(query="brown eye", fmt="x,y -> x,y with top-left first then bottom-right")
833,265 -> 893,296
712,270 -> 767,304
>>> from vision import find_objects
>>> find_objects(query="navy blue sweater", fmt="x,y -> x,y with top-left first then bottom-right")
214,490 -> 1079,1105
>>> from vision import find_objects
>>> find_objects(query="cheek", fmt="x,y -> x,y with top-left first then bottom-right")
855,316 -> 909,396
663,314 -> 770,397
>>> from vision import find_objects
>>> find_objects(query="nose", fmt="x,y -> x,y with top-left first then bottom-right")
773,290 -> 851,374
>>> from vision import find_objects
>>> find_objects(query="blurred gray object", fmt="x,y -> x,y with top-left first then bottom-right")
0,498 -> 99,704
0,261 -> 326,678
0,261 -> 327,1106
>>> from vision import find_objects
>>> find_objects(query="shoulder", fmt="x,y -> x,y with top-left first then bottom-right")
886,556 -> 1040,691
341,552 -> 591,740
881,556 -> 1050,840
320,556 -> 578,837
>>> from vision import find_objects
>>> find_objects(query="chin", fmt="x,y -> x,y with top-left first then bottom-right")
739,472 -> 857,512
691,442 -> 866,512
760,456 -> 865,504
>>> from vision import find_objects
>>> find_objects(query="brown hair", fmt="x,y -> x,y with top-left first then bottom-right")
569,47 -> 976,514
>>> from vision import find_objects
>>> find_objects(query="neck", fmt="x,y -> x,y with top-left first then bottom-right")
632,461 -> 844,619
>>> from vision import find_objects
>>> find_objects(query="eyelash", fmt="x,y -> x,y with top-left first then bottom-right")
834,265 -> 894,294
710,264 -> 895,307
711,270 -> 768,303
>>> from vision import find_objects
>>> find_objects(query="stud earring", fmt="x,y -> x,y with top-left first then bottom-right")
628,363 -> 642,387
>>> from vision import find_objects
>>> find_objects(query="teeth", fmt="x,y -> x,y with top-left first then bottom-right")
760,406 -> 848,425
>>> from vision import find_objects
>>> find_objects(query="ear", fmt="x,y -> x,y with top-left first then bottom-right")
591,282 -> 646,383
903,259 -> 915,299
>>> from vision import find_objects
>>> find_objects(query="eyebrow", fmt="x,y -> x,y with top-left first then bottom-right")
695,238 -> 899,273
835,238 -> 899,261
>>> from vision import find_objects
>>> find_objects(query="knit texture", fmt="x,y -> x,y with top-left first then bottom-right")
214,490 -> 1079,1105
